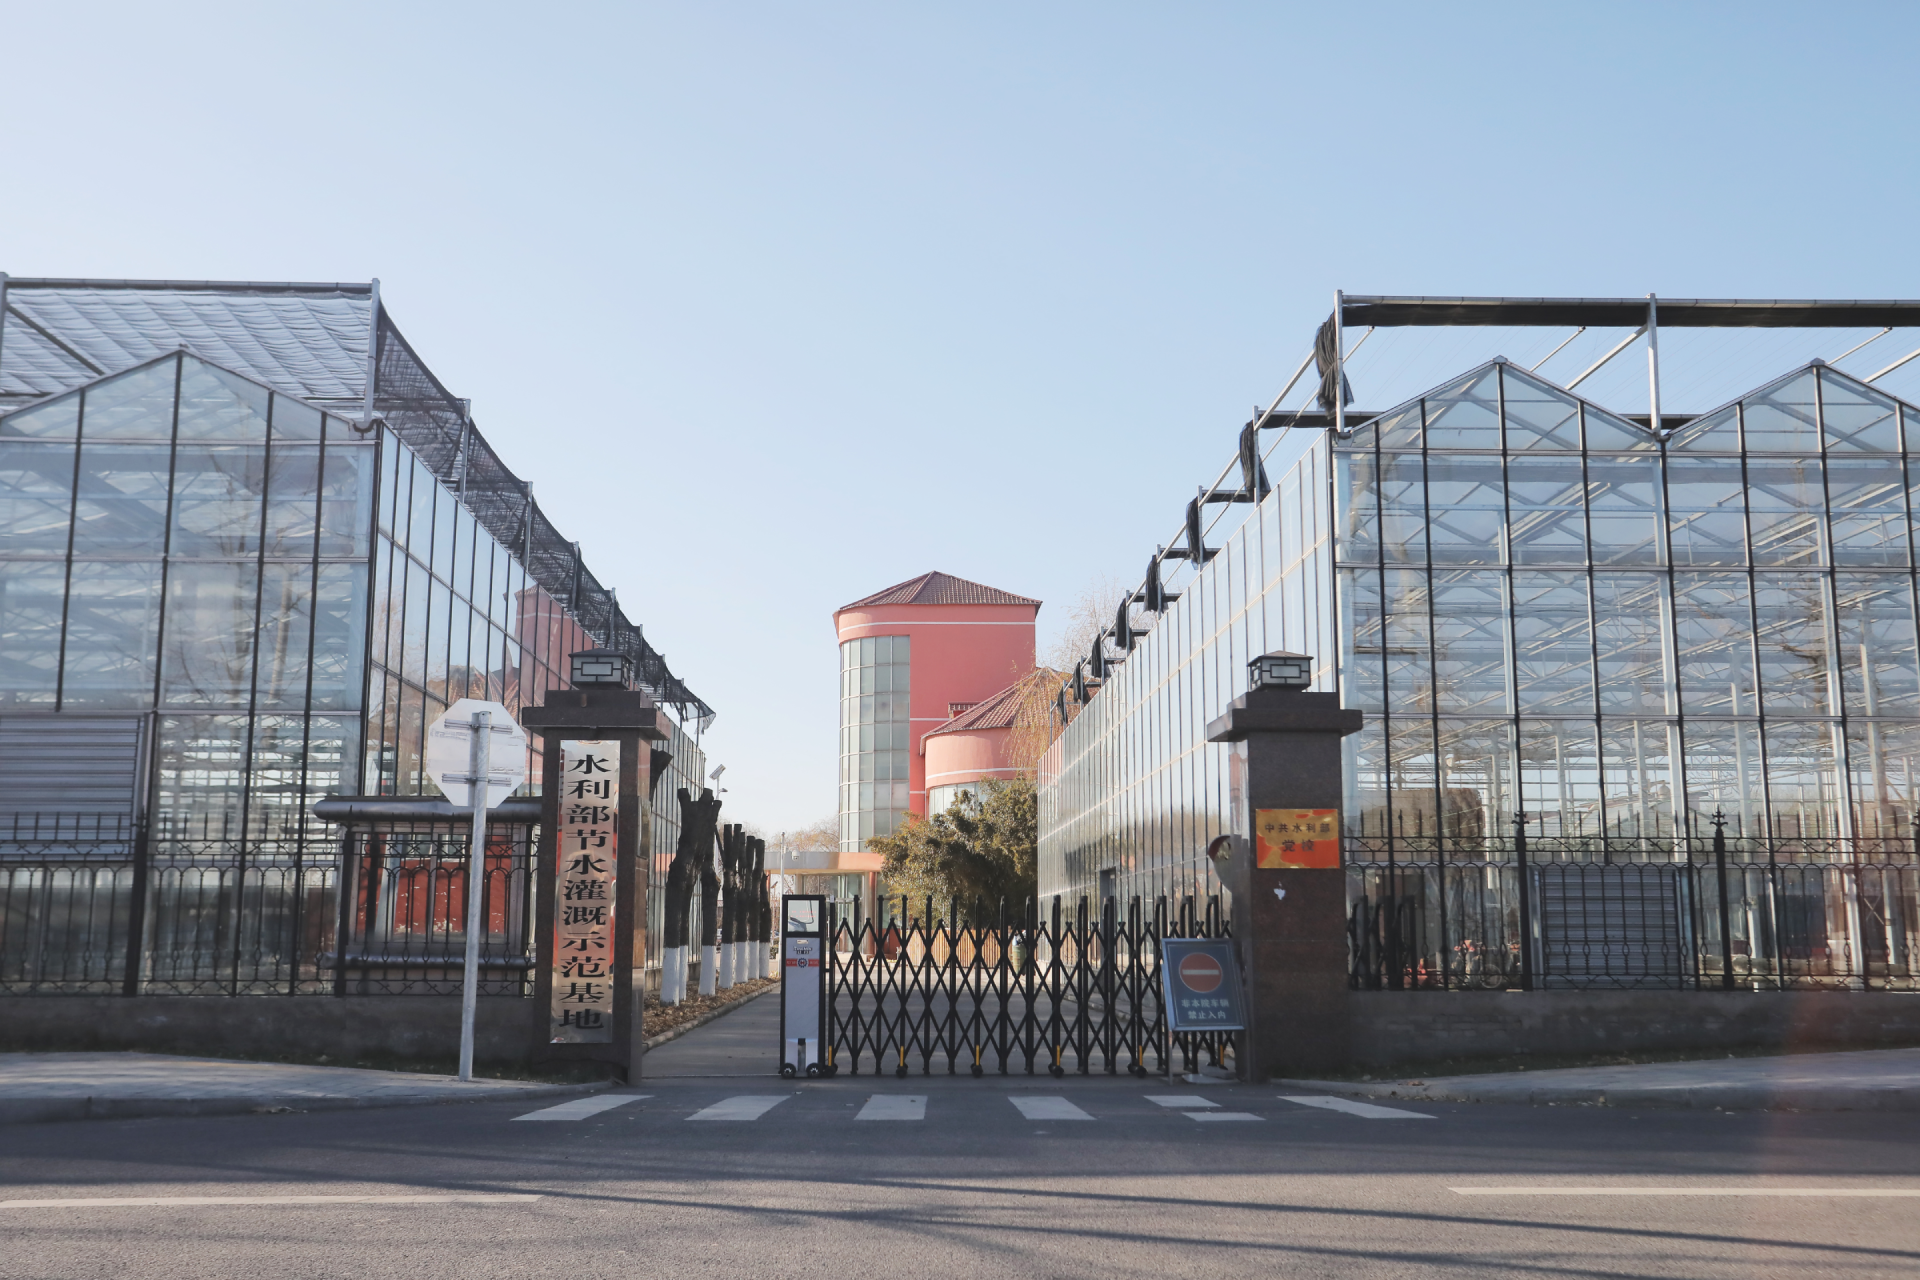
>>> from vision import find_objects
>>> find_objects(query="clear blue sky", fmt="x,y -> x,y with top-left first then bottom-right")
6,3 -> 1918,833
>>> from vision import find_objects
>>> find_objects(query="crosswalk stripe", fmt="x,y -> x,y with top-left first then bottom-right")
1279,1095 -> 1434,1120
1010,1096 -> 1094,1121
687,1095 -> 790,1121
511,1095 -> 650,1122
1146,1095 -> 1219,1109
1189,1111 -> 1263,1122
856,1095 -> 926,1121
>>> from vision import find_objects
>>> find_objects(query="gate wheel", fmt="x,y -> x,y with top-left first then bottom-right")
1049,1064 -> 1064,1079
970,1064 -> 983,1078
895,1064 -> 909,1079
780,1064 -> 796,1079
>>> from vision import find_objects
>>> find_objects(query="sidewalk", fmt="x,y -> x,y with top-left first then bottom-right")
0,1053 -> 604,1126
1275,1046 -> 1920,1112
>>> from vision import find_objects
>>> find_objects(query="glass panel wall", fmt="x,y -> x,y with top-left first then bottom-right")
0,353 -> 373,847
0,353 -> 373,992
1038,435 -> 1335,906
839,635 -> 910,851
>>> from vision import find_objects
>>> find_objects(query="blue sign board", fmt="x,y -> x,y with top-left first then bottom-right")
1160,938 -> 1245,1032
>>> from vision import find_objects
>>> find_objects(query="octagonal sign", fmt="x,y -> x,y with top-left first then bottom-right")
425,699 -> 529,809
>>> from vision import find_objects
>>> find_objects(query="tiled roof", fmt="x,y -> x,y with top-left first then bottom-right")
925,670 -> 1059,736
839,571 -> 1041,611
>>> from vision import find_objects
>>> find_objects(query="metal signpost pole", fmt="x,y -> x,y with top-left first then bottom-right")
424,697 -> 528,1083
459,709 -> 491,1082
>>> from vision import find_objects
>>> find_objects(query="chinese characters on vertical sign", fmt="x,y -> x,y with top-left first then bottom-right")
551,740 -> 619,1043
1255,808 -> 1340,869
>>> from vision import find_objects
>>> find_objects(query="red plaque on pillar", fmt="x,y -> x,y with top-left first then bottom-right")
1255,808 -> 1340,868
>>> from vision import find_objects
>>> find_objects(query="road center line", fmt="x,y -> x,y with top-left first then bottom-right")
1451,1186 -> 1920,1197
0,1195 -> 540,1209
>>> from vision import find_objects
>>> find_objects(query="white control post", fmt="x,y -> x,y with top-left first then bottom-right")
779,894 -> 826,1078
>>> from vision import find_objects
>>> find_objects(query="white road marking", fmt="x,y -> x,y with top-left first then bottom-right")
1145,1095 -> 1218,1109
1189,1111 -> 1263,1122
856,1095 -> 927,1121
511,1094 -> 650,1121
1279,1095 -> 1435,1120
0,1195 -> 539,1209
1010,1096 -> 1094,1121
687,1095 -> 790,1121
1451,1186 -> 1920,1197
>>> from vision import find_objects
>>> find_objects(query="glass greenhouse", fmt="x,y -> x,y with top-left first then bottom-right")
1040,298 -> 1920,989
0,278 -> 710,995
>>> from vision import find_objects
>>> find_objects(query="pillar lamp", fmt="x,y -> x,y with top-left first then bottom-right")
1248,650 -> 1313,692
570,648 -> 633,689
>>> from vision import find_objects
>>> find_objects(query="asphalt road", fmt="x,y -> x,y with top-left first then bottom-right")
3,1073 -> 1918,1280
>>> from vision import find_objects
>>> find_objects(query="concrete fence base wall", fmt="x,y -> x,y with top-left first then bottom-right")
7,989 -> 1920,1076
1347,989 -> 1920,1070
0,996 -> 549,1073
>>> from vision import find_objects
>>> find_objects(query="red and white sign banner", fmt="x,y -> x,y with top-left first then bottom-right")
551,740 -> 619,1044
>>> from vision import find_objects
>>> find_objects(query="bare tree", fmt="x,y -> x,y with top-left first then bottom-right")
1043,574 -> 1130,671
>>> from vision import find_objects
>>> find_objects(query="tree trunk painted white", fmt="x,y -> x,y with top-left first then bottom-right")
699,945 -> 718,996
661,946 -> 686,1003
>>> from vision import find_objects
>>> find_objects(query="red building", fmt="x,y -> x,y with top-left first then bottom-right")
833,572 -> 1040,853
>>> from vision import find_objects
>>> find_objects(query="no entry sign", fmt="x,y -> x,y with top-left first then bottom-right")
1160,938 -> 1245,1032
1178,951 -> 1224,993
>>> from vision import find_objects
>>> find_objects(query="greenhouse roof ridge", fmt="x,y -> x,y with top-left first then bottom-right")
1341,296 -> 1920,329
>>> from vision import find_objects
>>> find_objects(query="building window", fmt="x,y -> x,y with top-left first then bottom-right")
840,634 -> 909,852
927,782 -> 990,815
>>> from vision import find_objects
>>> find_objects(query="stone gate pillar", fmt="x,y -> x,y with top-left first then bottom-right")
522,650 -> 668,1081
1205,651 -> 1363,1081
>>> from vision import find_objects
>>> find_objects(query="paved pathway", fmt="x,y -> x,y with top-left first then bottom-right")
640,985 -> 778,1077
1277,1046 -> 1920,1111
0,1053 -> 599,1125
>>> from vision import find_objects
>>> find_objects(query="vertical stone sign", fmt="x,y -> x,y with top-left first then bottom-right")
552,739 -> 619,1043
524,678 -> 665,1080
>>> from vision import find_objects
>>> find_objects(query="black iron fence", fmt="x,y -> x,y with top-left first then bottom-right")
330,828 -> 536,996
1,817 -> 535,996
823,894 -> 1231,1078
1347,821 -> 1920,992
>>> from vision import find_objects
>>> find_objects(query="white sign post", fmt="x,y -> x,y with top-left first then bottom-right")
425,699 -> 529,1082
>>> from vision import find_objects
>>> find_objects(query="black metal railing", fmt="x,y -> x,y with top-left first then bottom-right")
1347,816 -> 1920,992
1,818 -> 536,996
328,828 -> 536,996
824,894 -> 1231,1078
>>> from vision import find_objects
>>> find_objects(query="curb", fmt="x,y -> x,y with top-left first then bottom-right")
1270,1076 -> 1920,1112
0,1078 -> 608,1127
642,983 -> 774,1053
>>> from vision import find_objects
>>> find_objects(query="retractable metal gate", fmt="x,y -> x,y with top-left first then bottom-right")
823,894 -> 1232,1078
